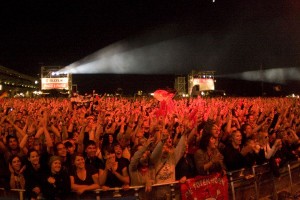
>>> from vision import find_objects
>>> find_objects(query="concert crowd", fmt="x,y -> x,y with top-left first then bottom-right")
0,93 -> 299,199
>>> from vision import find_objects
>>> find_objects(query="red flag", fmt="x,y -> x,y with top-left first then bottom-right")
153,90 -> 175,117
180,173 -> 229,200
153,90 -> 174,102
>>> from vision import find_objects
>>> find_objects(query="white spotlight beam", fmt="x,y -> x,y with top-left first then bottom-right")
219,67 -> 300,84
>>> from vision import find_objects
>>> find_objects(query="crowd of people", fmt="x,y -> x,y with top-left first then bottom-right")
0,94 -> 300,199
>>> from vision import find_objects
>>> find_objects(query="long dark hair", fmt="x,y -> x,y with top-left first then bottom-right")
9,155 -> 24,169
27,149 -> 39,158
53,142 -> 64,155
199,133 -> 213,152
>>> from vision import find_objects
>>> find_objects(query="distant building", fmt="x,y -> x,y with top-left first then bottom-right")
0,65 -> 38,97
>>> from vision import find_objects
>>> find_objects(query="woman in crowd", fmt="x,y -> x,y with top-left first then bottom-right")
42,156 -> 70,200
242,136 -> 266,167
8,155 -> 25,189
101,134 -> 115,154
176,126 -> 198,182
99,143 -> 130,189
257,129 -> 282,160
69,152 -> 100,196
222,130 -> 248,171
24,149 -> 45,200
53,142 -> 72,173
194,133 -> 226,175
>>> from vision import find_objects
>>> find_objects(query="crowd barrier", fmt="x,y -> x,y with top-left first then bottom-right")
228,161 -> 300,200
1,160 -> 299,200
0,188 -> 25,200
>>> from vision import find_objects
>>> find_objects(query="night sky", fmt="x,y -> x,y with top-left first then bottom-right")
0,0 -> 300,95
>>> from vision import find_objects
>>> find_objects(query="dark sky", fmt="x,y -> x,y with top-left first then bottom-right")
0,0 -> 300,94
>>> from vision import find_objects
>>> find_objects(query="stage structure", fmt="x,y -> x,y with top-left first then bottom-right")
41,66 -> 72,96
174,71 -> 216,97
174,76 -> 187,96
188,70 -> 215,97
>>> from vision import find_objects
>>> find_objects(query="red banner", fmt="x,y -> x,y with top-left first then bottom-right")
180,173 -> 228,200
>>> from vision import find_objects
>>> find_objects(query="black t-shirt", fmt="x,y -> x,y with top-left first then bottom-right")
24,163 -> 46,199
85,156 -> 105,170
104,157 -> 129,188
222,143 -> 246,171
175,153 -> 196,180
0,152 -> 9,189
70,164 -> 98,185
42,169 -> 71,199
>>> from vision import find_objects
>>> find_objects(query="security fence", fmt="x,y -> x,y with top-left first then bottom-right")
1,160 -> 300,200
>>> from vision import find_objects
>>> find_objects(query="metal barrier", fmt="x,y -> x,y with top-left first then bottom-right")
252,162 -> 271,199
227,160 -> 300,200
227,167 -> 257,200
92,181 -> 179,200
287,160 -> 300,195
1,160 -> 299,200
0,188 -> 25,200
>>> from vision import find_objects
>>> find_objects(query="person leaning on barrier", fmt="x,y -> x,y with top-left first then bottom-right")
150,123 -> 187,200
194,133 -> 226,176
129,136 -> 155,192
242,136 -> 266,167
69,152 -> 100,195
0,152 -> 9,189
176,123 -> 198,183
269,129 -> 300,176
222,130 -> 248,171
150,125 -> 187,184
24,149 -> 45,200
41,156 -> 70,200
83,140 -> 105,171
99,143 -> 130,190
257,129 -> 281,160
8,155 -> 25,189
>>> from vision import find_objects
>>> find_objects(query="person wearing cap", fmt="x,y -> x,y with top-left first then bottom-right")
42,156 -> 70,200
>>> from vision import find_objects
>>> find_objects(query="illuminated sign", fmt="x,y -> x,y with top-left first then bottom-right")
193,78 -> 214,91
41,78 -> 69,90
